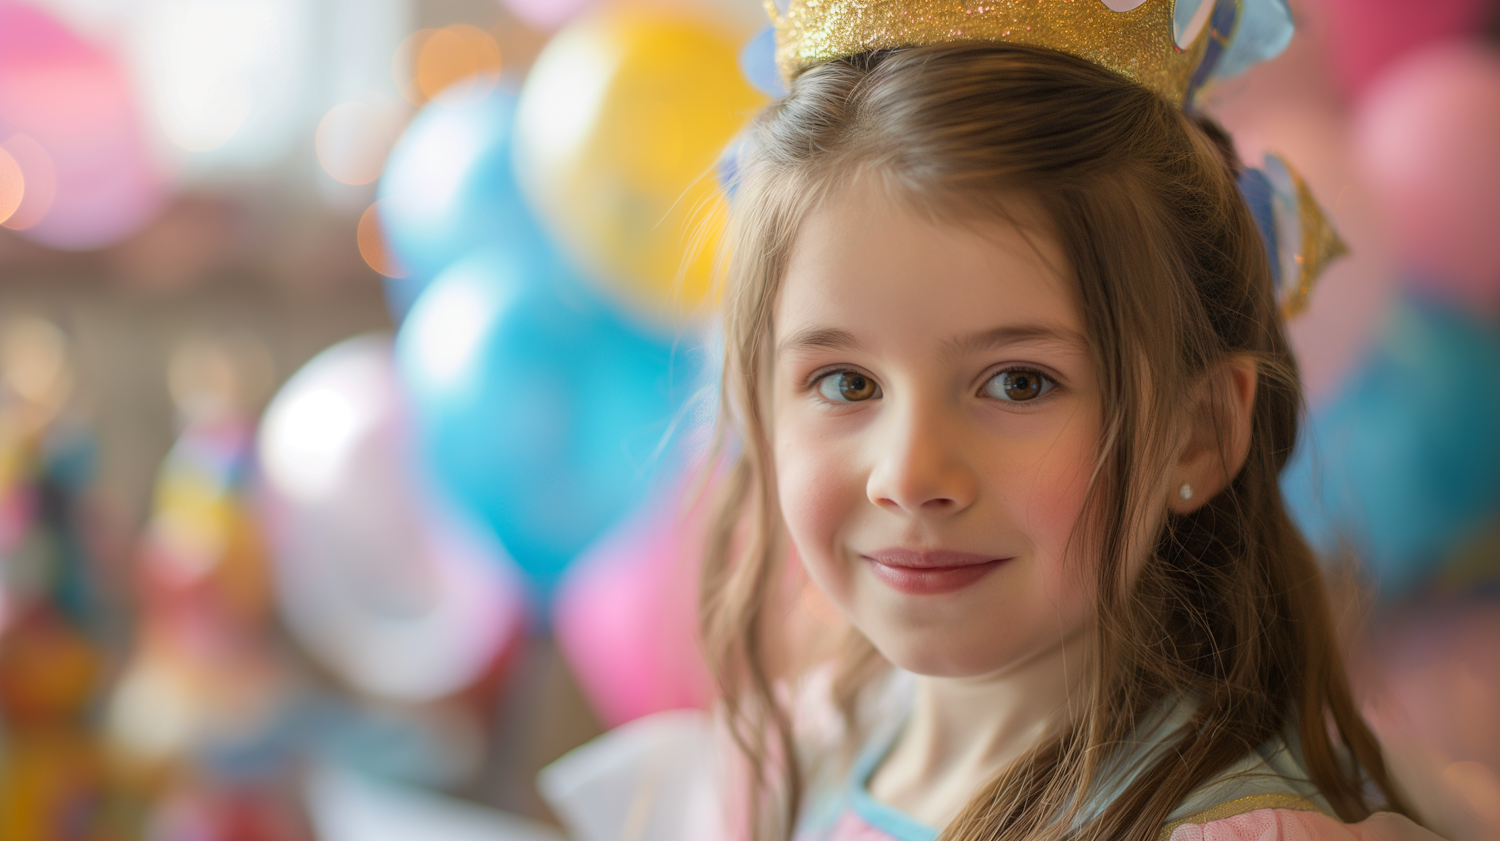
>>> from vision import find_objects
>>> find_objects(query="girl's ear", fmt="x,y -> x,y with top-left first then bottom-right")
1169,356 -> 1257,514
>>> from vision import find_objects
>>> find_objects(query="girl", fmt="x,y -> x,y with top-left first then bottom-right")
688,2 -> 1445,840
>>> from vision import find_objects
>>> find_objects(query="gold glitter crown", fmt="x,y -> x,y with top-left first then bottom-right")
768,0 -> 1237,107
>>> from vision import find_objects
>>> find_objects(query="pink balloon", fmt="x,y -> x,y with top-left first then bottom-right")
0,2 -> 164,250
1309,0 -> 1491,97
499,0 -> 601,32
553,478 -> 714,728
1355,42 -> 1500,313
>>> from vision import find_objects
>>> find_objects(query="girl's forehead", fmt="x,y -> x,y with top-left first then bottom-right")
774,179 -> 1083,352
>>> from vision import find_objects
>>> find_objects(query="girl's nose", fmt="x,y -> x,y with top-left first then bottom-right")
865,403 -> 978,517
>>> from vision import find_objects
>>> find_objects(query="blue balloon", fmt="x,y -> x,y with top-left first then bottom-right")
1281,297 -> 1500,598
378,85 -> 544,319
395,246 -> 704,600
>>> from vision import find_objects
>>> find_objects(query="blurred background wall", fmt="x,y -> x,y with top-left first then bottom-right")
0,0 -> 1497,839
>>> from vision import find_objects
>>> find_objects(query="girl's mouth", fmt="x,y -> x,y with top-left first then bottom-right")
861,549 -> 1011,595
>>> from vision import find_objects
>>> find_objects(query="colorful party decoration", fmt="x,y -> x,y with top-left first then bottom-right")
0,611 -> 118,841
0,315 -> 113,643
514,8 -> 766,326
137,419 -> 273,630
1282,297 -> 1500,598
0,322 -> 131,838
1354,42 -> 1500,313
395,248 -> 702,600
110,416 -> 288,778
257,335 -> 527,702
553,478 -> 714,727
0,1 -> 164,249
377,86 -> 541,318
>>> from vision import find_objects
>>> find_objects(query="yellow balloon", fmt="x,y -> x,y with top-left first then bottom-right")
517,9 -> 767,325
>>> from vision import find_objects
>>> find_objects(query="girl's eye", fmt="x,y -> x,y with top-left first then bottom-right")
982,368 -> 1054,402
816,371 -> 880,402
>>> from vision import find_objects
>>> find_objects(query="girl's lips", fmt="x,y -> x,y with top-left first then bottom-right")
861,550 -> 1011,595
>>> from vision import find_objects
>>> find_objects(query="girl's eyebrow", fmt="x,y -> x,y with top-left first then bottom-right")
775,323 -> 1087,360
776,326 -> 864,358
943,323 -> 1088,358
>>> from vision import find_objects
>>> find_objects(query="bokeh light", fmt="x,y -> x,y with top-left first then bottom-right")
0,146 -> 21,225
167,331 -> 276,424
357,200 -> 409,279
0,317 -> 73,420
0,135 -> 54,232
394,24 -> 503,107
317,99 -> 404,186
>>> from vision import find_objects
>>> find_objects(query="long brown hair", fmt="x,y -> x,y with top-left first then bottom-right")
698,43 -> 1409,841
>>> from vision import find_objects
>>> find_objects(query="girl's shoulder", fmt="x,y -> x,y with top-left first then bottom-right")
1165,808 -> 1440,841
1155,723 -> 1439,841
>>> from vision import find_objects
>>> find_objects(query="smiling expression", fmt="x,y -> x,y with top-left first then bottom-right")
772,181 -> 1105,679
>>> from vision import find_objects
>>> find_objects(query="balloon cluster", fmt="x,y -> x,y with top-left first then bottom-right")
374,6 -> 762,603
260,6 -> 764,728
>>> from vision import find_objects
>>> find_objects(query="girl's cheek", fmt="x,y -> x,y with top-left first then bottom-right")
1012,423 -> 1099,600
774,425 -> 861,589
1027,458 -> 1091,553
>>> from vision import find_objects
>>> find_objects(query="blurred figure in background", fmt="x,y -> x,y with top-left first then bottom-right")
107,333 -> 317,841
0,316 -> 134,838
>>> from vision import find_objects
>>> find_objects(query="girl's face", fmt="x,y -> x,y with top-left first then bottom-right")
772,181 -> 1103,679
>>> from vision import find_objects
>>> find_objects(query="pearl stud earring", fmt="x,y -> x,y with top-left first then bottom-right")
1179,483 -> 1194,501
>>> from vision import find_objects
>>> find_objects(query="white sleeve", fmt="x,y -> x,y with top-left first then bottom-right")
537,709 -> 732,841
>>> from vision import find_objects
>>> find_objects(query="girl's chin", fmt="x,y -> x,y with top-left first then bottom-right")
860,626 -> 1026,679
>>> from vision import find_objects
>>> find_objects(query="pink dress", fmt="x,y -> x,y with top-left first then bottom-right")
1167,809 -> 1440,841
797,794 -> 1441,841
537,703 -> 1445,841
793,705 -> 1443,841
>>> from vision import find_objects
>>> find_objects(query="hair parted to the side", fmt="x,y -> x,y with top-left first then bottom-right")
698,42 -> 1410,841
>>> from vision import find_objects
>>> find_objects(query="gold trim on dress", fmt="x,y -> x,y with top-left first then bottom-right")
1156,793 -> 1326,841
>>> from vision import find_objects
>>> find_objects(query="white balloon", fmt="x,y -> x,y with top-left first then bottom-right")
258,335 -> 527,702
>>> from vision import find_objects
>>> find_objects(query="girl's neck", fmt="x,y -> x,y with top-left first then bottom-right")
868,631 -> 1087,826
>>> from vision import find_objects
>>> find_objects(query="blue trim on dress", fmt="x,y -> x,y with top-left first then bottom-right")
847,728 -> 940,841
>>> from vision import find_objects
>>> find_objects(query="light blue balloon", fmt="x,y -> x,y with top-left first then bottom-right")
378,85 -> 543,319
1282,297 -> 1500,598
395,246 -> 704,600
